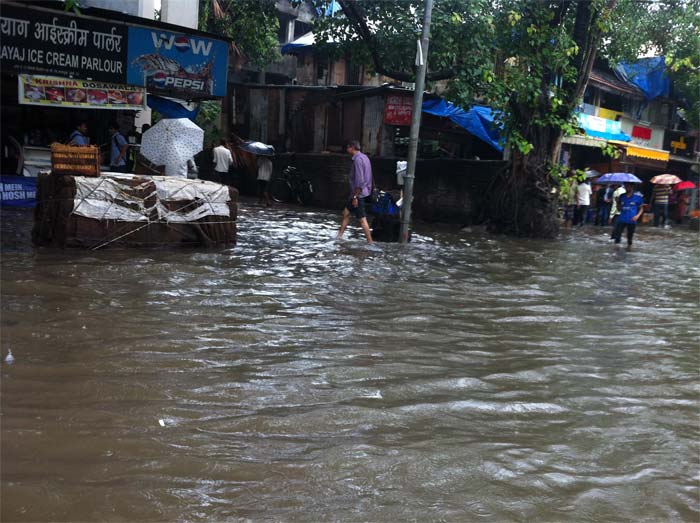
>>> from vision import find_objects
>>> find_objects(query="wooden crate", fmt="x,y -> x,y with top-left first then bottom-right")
50,143 -> 101,177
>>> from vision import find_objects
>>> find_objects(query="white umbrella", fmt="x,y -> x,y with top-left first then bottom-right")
141,118 -> 204,177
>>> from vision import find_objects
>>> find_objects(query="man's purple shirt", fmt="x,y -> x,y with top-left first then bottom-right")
350,152 -> 373,198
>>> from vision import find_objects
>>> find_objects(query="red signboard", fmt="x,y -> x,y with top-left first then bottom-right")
384,95 -> 413,126
632,125 -> 652,140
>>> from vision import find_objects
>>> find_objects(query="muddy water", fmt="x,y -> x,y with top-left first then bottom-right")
1,203 -> 699,522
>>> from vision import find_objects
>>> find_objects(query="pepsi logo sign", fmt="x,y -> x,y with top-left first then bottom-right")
174,36 -> 190,52
152,71 -> 167,85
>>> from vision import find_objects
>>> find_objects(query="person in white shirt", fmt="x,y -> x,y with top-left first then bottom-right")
256,156 -> 273,206
212,139 -> 233,184
574,180 -> 592,226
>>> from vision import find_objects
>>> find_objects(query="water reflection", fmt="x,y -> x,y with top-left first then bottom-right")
1,202 -> 699,522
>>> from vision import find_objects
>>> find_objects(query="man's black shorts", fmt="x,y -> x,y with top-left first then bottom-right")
344,196 -> 367,219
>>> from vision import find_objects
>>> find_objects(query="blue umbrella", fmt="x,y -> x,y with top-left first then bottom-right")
238,141 -> 275,156
596,172 -> 642,184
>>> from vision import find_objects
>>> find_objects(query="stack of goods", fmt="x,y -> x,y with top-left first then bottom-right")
33,173 -> 237,248
50,143 -> 101,177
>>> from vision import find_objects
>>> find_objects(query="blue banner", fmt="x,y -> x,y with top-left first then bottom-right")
1,176 -> 37,207
126,27 -> 228,98
576,113 -> 631,142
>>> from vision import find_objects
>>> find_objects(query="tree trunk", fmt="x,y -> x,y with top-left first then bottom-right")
487,127 -> 561,238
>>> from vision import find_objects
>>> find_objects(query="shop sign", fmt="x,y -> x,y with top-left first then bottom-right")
0,176 -> 37,208
18,75 -> 147,110
384,95 -> 413,126
126,27 -> 229,98
664,130 -> 695,158
631,125 -> 652,141
0,4 -> 127,84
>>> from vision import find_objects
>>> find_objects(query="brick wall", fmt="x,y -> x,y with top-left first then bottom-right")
240,153 -> 506,224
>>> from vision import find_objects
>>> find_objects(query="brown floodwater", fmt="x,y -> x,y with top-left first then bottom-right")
1,202 -> 699,522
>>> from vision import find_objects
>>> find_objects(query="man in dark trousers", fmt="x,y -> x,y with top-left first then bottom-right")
612,183 -> 645,248
336,140 -> 373,244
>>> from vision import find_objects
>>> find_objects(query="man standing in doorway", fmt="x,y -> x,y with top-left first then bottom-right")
336,140 -> 373,244
212,139 -> 234,185
108,122 -> 129,173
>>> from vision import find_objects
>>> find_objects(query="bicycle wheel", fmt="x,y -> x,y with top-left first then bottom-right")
270,178 -> 292,203
297,180 -> 314,206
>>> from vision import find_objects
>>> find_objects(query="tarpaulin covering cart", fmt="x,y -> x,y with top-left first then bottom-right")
33,173 -> 237,248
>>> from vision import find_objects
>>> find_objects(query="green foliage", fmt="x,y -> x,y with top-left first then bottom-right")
314,0 -> 698,153
604,0 -> 700,129
199,0 -> 280,67
63,0 -> 81,15
195,100 -> 223,147
599,142 -> 620,159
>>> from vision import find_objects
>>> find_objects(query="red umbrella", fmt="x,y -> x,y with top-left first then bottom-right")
674,180 -> 696,191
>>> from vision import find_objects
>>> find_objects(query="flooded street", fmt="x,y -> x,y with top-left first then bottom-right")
2,201 -> 699,522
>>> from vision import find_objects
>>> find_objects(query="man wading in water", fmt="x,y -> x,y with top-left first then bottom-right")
336,140 -> 373,244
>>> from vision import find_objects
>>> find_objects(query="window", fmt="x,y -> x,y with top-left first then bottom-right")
294,21 -> 311,39
599,91 -> 623,112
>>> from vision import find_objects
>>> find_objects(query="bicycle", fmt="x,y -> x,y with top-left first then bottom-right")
270,166 -> 314,206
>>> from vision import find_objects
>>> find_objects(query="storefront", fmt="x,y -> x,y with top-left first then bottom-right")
1,1 -> 230,201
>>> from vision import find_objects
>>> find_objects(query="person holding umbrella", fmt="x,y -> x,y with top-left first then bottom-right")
649,174 -> 682,228
674,181 -> 696,223
612,182 -> 645,247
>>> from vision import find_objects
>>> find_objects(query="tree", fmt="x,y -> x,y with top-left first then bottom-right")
314,0 -> 699,238
199,0 -> 281,67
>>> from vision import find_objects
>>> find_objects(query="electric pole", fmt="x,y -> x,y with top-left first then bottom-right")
399,0 -> 433,243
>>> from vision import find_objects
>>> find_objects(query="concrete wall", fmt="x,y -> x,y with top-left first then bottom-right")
161,0 -> 199,29
83,0 -> 140,16
240,153 -> 505,224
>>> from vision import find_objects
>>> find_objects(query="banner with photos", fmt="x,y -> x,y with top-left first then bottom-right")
19,75 -> 146,110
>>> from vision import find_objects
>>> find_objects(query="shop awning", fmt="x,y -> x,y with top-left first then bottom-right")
608,140 -> 670,162
281,31 -> 338,54
281,32 -> 315,54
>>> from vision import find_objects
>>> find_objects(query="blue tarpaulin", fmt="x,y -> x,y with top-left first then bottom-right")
147,95 -> 200,121
615,57 -> 670,101
281,32 -> 315,54
421,98 -> 503,151
314,1 -> 340,16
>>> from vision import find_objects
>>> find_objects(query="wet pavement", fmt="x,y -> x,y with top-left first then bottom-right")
1,202 -> 699,522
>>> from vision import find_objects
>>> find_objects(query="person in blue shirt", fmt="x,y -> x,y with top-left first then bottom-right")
612,182 -> 645,247
67,121 -> 90,146
108,121 -> 129,173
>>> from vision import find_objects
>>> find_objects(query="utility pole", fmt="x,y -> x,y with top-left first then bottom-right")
399,0 -> 433,243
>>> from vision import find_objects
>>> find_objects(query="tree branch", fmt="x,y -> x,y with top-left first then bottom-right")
337,0 -> 455,82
